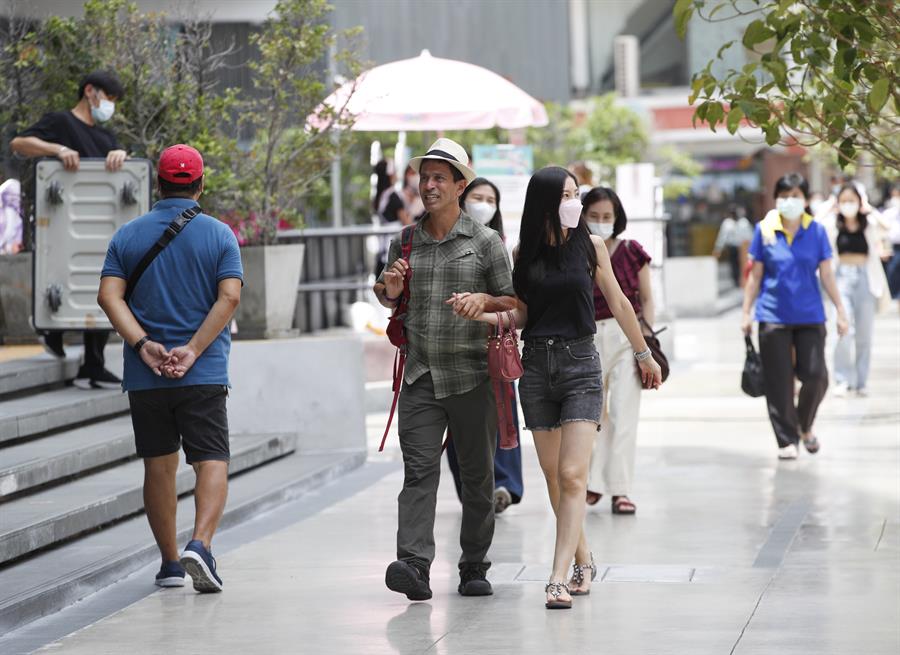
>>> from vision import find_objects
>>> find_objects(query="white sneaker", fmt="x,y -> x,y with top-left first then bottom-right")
494,486 -> 512,514
855,387 -> 868,397
778,444 -> 799,460
832,382 -> 849,397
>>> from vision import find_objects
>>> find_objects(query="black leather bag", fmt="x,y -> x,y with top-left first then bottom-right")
741,335 -> 765,397
635,317 -> 669,388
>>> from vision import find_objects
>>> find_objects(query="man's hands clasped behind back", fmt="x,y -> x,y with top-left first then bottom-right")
139,340 -> 199,379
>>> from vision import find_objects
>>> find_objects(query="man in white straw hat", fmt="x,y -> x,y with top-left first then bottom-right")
374,138 -> 516,601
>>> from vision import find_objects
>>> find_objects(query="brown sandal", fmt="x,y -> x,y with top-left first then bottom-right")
586,491 -> 603,506
612,496 -> 636,515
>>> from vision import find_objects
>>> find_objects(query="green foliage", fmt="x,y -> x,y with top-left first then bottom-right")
0,0 -> 240,197
0,0 -> 363,243
216,0 -> 364,242
677,0 -> 900,170
527,94 -> 649,180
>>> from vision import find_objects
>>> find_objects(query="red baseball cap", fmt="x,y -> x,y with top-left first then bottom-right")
158,144 -> 203,183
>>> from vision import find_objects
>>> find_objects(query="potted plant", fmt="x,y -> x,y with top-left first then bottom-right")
212,0 -> 362,338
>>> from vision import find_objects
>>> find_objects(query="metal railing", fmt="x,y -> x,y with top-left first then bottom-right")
277,217 -> 671,333
278,224 -> 400,333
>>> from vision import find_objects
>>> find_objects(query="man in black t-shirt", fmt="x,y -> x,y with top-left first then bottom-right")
11,70 -> 128,389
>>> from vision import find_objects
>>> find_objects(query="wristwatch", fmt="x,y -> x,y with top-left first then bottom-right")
133,336 -> 150,354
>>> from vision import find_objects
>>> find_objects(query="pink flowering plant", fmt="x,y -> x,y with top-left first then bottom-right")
219,210 -> 296,247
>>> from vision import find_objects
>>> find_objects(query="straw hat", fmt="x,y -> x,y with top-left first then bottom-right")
408,138 -> 476,183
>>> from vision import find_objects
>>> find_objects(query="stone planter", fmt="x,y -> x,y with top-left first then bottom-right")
233,243 -> 305,339
0,252 -> 36,343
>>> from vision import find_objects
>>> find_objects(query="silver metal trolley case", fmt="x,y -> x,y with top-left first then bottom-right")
32,158 -> 152,331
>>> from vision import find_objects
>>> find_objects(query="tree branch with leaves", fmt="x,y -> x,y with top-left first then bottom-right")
675,0 -> 899,171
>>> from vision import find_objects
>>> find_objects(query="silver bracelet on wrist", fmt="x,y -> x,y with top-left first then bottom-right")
634,348 -> 652,362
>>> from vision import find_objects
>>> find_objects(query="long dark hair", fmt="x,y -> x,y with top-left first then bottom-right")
373,159 -> 393,213
836,183 -> 868,231
581,186 -> 628,237
512,166 -> 598,302
460,177 -> 504,238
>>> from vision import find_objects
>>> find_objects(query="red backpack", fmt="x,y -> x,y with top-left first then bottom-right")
380,225 -> 415,452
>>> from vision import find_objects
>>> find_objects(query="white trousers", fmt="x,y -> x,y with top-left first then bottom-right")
588,319 -> 642,496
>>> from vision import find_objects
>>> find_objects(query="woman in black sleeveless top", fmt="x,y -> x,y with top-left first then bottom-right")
451,166 -> 662,609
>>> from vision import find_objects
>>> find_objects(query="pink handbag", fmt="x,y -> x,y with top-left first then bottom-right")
487,311 -> 523,449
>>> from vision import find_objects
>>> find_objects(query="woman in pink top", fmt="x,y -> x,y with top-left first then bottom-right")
582,187 -> 655,515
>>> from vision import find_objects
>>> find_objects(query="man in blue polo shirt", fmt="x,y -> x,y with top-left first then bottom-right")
98,144 -> 242,593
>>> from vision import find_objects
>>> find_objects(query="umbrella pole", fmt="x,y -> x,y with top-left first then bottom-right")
331,152 -> 342,227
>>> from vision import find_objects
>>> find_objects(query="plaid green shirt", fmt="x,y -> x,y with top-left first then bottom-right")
379,212 -> 514,399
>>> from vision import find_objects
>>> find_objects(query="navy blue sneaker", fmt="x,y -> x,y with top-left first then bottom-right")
155,560 -> 186,587
180,540 -> 223,593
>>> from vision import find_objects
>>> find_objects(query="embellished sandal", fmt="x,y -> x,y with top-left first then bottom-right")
545,581 -> 572,610
569,552 -> 597,596
612,496 -> 636,515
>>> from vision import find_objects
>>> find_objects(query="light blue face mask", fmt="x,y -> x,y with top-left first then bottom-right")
587,222 -> 614,239
90,94 -> 115,123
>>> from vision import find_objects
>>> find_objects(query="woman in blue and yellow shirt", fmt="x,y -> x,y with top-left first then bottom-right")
741,173 -> 849,460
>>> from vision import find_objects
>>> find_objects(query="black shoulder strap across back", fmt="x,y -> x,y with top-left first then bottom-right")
124,204 -> 201,303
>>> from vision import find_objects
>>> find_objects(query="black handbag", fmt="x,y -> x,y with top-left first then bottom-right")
741,335 -> 765,397
635,317 -> 669,388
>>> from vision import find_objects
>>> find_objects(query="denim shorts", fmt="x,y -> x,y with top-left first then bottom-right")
518,336 -> 603,432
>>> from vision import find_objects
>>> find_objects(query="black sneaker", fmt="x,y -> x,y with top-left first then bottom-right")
74,366 -> 121,390
458,562 -> 493,596
40,332 -> 66,358
385,560 -> 432,601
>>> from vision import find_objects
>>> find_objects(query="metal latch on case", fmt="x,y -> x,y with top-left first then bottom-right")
46,284 -> 63,312
46,181 -> 64,205
121,181 -> 138,205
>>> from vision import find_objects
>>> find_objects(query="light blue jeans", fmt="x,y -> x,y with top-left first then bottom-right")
834,264 -> 876,390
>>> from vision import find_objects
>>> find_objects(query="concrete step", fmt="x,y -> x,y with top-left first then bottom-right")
0,387 -> 128,445
0,432 -> 297,564
0,356 -> 78,397
0,448 -> 365,635
0,416 -> 134,499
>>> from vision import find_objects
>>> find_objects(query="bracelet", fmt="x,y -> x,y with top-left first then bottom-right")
384,292 -> 400,303
133,336 -> 150,354
634,348 -> 652,362
58,146 -> 69,155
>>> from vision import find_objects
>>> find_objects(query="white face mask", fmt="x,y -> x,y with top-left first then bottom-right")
90,93 -> 115,123
465,200 -> 495,225
776,197 -> 805,221
839,201 -> 860,218
559,198 -> 582,228
587,222 -> 614,239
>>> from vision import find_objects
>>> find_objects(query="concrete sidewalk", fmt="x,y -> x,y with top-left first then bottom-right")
8,310 -> 900,654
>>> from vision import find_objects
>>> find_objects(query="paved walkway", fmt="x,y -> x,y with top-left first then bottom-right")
14,311 -> 900,654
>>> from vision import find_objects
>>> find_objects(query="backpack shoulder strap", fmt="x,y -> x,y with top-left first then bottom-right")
400,224 -> 415,259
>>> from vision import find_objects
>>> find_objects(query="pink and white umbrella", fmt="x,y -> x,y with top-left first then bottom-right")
315,50 -> 549,131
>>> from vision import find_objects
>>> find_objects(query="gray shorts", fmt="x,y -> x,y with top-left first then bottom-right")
518,336 -> 603,432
